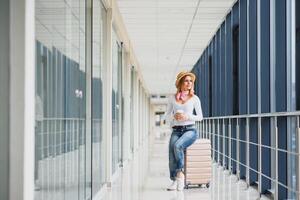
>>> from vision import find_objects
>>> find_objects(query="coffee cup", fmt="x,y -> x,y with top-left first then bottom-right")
176,109 -> 184,114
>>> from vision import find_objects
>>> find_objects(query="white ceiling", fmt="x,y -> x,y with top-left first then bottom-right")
117,0 -> 235,95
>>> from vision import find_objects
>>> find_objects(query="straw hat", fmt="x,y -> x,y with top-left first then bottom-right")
175,71 -> 196,88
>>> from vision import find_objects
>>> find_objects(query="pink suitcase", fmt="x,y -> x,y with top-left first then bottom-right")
184,139 -> 212,188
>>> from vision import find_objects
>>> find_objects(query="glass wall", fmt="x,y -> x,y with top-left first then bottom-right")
35,0 -> 91,199
33,0 -> 152,198
92,0 -> 106,196
112,31 -> 123,173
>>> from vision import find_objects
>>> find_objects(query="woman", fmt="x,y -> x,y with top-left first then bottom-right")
165,71 -> 203,191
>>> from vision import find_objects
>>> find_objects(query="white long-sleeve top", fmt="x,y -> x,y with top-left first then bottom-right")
164,94 -> 203,127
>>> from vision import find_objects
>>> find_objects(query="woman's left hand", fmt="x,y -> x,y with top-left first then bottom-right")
176,113 -> 188,121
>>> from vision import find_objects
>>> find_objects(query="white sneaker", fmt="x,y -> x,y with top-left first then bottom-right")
176,177 -> 184,191
167,180 -> 177,191
176,176 -> 185,191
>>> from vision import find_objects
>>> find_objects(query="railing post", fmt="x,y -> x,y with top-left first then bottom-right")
200,121 -> 204,138
274,116 -> 278,200
217,119 -> 220,165
202,120 -> 204,139
237,118 -> 240,179
198,121 -> 200,137
202,120 -> 206,139
223,118 -> 226,168
208,120 -> 211,140
205,120 -> 208,139
246,117 -> 250,186
202,120 -> 204,138
204,120 -> 206,138
229,118 -> 232,173
258,117 -> 262,195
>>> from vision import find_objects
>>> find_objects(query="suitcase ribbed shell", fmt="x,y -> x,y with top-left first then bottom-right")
184,139 -> 212,188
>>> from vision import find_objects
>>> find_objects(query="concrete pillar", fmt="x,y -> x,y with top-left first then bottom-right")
0,0 -> 10,199
9,0 -> 35,199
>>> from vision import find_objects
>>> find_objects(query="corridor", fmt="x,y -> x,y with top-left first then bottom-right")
1,0 -> 300,199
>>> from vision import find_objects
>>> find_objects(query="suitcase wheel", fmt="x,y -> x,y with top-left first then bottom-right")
206,183 -> 210,188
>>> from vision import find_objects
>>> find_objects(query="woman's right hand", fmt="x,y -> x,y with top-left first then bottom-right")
174,113 -> 187,121
174,113 -> 180,120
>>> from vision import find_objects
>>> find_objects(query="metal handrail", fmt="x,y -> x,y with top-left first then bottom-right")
196,111 -> 300,199
202,111 -> 300,120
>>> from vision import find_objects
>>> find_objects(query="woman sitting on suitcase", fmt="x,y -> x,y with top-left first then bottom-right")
165,71 -> 203,191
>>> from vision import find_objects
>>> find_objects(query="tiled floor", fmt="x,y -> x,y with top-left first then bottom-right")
102,132 -> 270,200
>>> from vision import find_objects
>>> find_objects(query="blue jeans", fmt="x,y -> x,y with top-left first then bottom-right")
169,126 -> 198,181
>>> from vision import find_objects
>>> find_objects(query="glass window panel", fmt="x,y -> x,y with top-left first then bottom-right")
92,0 -> 106,196
112,31 -> 122,173
35,0 -> 86,199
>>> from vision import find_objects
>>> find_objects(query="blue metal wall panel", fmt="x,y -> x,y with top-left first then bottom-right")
259,0 -> 271,193
196,60 -> 200,97
202,57 -> 205,114
248,0 -> 258,185
216,31 -> 221,162
202,57 -> 205,116
216,31 -> 220,116
231,2 -> 239,173
274,0 -> 287,198
220,22 -> 226,116
297,0 -> 300,110
200,58 -> 204,102
213,36 -> 217,117
204,50 -> 209,117
220,23 -> 226,165
275,0 -> 287,113
232,2 -> 240,116
260,0 -> 270,114
208,44 -> 213,117
56,51 -> 63,118
224,14 -> 231,168
249,0 -> 258,115
207,41 -> 212,116
239,0 -> 247,115
212,36 -> 218,159
239,0 -> 247,179
225,13 -> 233,116
232,3 -> 239,27
193,60 -> 199,97
192,59 -> 199,96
